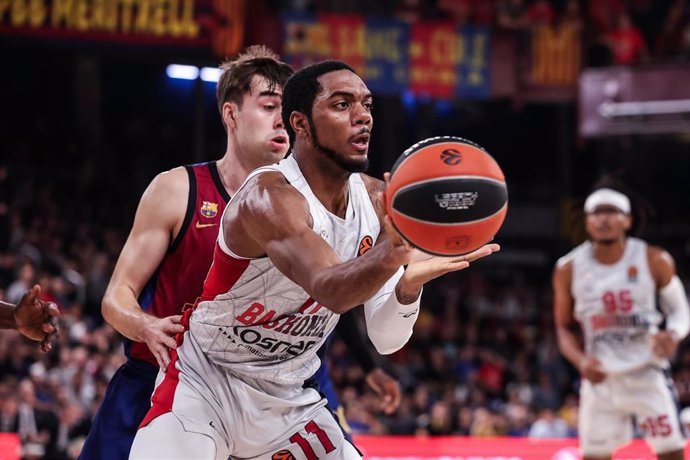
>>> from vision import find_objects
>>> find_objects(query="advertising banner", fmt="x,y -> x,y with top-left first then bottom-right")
354,436 -> 690,460
283,14 -> 490,98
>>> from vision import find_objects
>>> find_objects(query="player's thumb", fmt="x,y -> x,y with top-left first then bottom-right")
27,284 -> 41,302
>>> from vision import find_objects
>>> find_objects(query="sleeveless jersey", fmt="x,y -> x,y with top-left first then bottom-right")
127,162 -> 230,366
189,155 -> 381,385
561,237 -> 662,374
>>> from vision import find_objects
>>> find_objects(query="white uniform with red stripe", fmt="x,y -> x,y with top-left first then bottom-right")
131,155 -> 404,460
189,154 -> 381,385
560,237 -> 685,456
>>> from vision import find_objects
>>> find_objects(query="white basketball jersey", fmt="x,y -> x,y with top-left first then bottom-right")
188,155 -> 381,385
561,237 -> 663,374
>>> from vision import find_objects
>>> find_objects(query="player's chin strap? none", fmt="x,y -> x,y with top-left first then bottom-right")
659,275 -> 690,340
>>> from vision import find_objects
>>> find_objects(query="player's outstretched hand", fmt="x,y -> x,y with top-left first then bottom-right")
14,285 -> 60,352
579,356 -> 607,383
141,314 -> 185,370
365,368 -> 401,415
401,244 -> 500,289
651,330 -> 680,359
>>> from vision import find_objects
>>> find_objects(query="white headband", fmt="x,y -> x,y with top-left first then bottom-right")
584,188 -> 631,214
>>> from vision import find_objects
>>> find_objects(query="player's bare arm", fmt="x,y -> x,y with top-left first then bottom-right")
102,168 -> 186,369
648,245 -> 690,359
553,260 -> 607,383
225,172 -> 410,313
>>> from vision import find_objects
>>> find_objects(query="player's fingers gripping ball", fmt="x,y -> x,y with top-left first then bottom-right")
385,136 -> 508,256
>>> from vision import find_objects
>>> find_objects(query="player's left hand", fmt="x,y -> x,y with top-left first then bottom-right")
400,244 -> 500,291
651,330 -> 680,359
14,285 -> 60,352
365,368 -> 401,414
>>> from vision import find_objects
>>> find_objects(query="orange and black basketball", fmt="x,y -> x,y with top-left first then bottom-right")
386,136 -> 508,256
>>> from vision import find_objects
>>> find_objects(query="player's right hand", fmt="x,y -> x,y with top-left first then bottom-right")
141,315 -> 185,370
14,285 -> 60,352
579,356 -> 607,383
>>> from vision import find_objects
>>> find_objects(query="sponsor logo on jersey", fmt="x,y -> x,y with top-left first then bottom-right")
272,450 -> 295,460
628,265 -> 638,282
590,313 -> 650,331
221,300 -> 333,360
358,235 -> 373,256
200,201 -> 218,218
195,222 -> 218,229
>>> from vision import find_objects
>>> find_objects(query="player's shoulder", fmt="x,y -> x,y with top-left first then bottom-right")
555,242 -> 588,271
244,170 -> 293,196
237,170 -> 307,214
360,173 -> 384,194
139,166 -> 191,218
646,242 -> 675,270
147,166 -> 189,196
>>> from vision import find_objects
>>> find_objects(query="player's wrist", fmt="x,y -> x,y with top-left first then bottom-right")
137,314 -> 159,342
395,280 -> 421,305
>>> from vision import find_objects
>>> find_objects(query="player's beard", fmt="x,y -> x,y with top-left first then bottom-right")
594,238 -> 617,246
309,118 -> 369,173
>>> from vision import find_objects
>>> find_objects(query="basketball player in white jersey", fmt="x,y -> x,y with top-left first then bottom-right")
129,60 -> 499,460
553,185 -> 689,460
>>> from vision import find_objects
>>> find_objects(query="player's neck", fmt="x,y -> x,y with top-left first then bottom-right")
216,147 -> 258,196
592,236 -> 627,265
293,148 -> 351,218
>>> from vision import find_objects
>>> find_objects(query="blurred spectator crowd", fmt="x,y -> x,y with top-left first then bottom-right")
2,149 -> 690,459
2,1 -> 690,458
285,0 -> 690,65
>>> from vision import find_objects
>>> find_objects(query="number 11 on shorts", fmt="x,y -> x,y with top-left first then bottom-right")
288,420 -> 336,460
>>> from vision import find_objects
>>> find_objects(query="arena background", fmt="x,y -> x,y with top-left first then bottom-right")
1,0 -> 690,458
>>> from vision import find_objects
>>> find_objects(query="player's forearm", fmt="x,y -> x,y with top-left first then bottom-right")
0,302 -> 17,329
556,325 -> 586,370
659,276 -> 690,339
310,245 -> 402,313
101,287 -> 152,342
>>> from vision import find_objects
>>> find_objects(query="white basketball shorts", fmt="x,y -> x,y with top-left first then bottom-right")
129,330 -> 361,460
579,366 -> 686,457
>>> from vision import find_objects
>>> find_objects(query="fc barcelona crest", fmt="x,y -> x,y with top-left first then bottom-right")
200,201 -> 218,218
627,265 -> 638,282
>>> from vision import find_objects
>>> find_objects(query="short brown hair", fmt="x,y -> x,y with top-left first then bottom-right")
216,45 -> 294,119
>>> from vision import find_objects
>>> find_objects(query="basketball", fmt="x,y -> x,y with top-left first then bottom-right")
386,136 -> 508,256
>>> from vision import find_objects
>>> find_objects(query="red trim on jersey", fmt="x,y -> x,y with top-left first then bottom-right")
201,244 -> 251,301
139,245 -> 250,428
139,308 -> 191,428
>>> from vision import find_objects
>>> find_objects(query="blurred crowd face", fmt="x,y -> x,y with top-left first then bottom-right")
228,75 -> 289,169
585,205 -> 631,244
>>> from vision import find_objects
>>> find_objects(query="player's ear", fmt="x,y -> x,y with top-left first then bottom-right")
223,102 -> 238,131
623,214 -> 632,231
290,112 -> 310,140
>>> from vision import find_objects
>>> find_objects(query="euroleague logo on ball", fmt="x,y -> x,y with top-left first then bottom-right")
440,148 -> 462,165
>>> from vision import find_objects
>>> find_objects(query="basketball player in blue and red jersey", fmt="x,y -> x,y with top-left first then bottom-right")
130,60 -> 499,459
79,46 -> 295,460
554,180 -> 689,460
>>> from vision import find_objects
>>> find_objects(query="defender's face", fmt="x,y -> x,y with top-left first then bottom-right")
309,69 -> 373,171
585,205 -> 631,242
233,75 -> 289,166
